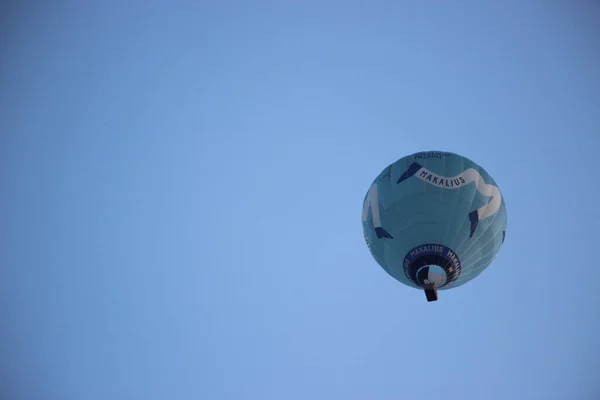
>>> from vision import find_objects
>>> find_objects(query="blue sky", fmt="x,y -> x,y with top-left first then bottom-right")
2,2 -> 599,399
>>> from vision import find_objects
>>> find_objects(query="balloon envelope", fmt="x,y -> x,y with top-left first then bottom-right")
362,151 -> 507,299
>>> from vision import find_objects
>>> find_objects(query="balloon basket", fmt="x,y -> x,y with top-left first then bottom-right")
424,283 -> 438,302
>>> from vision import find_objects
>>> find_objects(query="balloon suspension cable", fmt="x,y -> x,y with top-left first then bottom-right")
424,282 -> 438,302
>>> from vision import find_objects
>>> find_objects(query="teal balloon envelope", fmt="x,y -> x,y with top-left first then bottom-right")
362,151 -> 507,301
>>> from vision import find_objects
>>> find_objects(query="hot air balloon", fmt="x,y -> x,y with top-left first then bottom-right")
362,151 -> 507,302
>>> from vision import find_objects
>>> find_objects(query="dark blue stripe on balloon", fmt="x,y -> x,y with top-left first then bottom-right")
397,162 -> 423,183
468,211 -> 479,238
375,227 -> 393,239
502,230 -> 506,243
403,243 -> 461,288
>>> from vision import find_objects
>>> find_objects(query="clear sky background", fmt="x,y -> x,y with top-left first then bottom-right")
2,2 -> 599,400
